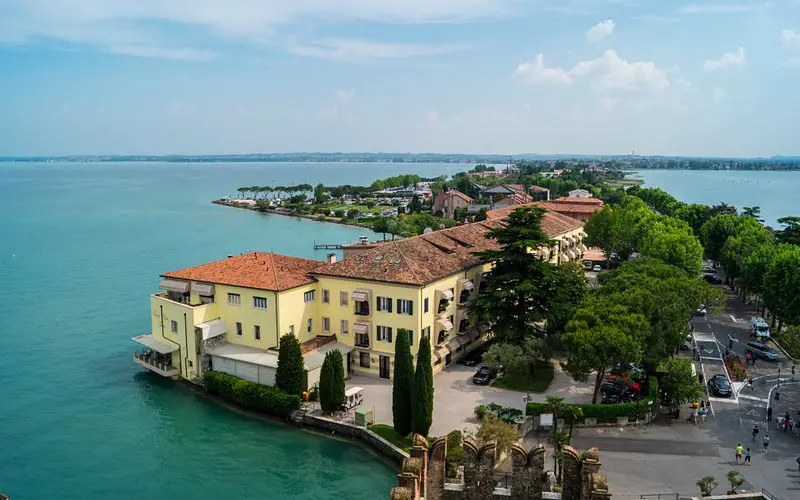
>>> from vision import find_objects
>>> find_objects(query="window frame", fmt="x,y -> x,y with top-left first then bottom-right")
340,319 -> 349,335
254,324 -> 261,340
170,320 -> 178,333
304,290 -> 316,303
322,317 -> 330,332
252,296 -> 268,309
227,293 -> 241,306
322,289 -> 330,304
340,291 -> 349,307
236,322 -> 243,336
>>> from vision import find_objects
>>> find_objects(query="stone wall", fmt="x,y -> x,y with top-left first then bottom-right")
301,413 -> 409,466
198,333 -> 228,382
389,434 -> 611,500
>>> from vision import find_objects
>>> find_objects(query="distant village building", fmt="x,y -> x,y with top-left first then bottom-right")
541,169 -> 565,178
567,188 -> 592,198
433,189 -> 473,219
537,195 -> 604,222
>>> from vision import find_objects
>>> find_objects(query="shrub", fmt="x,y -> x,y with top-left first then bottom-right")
392,326 -> 415,437
320,350 -> 346,413
474,404 -> 488,421
474,403 -> 523,423
445,430 -> 465,479
203,371 -> 301,417
411,335 -> 434,436
275,333 -> 305,396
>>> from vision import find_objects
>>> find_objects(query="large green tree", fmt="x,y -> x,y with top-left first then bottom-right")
673,203 -> 713,239
470,206 -> 581,344
640,216 -> 703,274
561,297 -> 648,403
660,357 -> 704,413
411,335 -> 434,436
275,333 -> 305,395
392,328 -> 415,436
741,245 -> 777,312
776,216 -> 800,246
763,244 -> 800,330
720,223 -> 773,290
319,350 -> 346,414
701,214 -> 739,263
314,183 -> 327,204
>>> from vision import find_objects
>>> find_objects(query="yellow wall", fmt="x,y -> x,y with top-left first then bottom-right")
213,285 -> 279,349
276,283 -> 319,344
150,293 -> 217,381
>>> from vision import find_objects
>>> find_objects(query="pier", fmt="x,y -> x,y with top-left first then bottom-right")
313,241 -> 343,250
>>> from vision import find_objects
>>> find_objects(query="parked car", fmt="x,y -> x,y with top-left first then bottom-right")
707,374 -> 732,397
600,380 -> 637,403
702,264 -> 715,273
745,341 -> 779,361
679,334 -> 693,351
695,304 -> 707,316
472,365 -> 498,385
703,274 -> 723,284
592,265 -> 602,272
460,344 -> 488,367
748,316 -> 771,339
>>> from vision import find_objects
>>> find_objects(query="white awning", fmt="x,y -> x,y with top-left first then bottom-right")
436,318 -> 453,331
352,291 -> 368,302
132,334 -> 178,354
440,289 -> 454,301
353,322 -> 370,334
561,253 -> 569,262
459,279 -> 474,291
446,337 -> 462,352
435,346 -> 450,360
197,319 -> 226,340
159,279 -> 189,293
192,282 -> 215,296
568,250 -> 576,259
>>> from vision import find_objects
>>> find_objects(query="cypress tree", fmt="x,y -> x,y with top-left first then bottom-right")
392,328 -> 414,436
319,350 -> 346,413
411,334 -> 434,436
275,333 -> 305,395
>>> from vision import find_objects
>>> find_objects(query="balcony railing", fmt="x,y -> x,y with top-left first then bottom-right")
354,304 -> 371,316
355,334 -> 371,348
153,292 -> 212,308
438,300 -> 450,313
134,350 -> 180,377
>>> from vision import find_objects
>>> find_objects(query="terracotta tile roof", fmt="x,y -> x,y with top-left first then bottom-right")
315,210 -> 584,286
447,189 -> 473,203
163,252 -> 320,291
529,185 -> 548,192
553,196 -> 604,205
537,201 -> 602,214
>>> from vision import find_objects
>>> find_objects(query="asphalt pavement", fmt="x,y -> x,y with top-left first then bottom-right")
688,283 -> 800,499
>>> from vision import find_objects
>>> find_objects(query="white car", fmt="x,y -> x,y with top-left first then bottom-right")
696,305 -> 707,316
592,265 -> 601,272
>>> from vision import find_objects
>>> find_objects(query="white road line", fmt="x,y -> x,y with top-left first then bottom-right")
738,394 -> 770,403
730,314 -> 739,323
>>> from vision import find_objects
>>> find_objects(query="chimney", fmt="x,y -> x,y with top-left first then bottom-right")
327,253 -> 337,264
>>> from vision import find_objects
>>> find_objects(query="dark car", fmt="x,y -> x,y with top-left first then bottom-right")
703,274 -> 723,284
707,374 -> 732,397
600,379 -> 638,403
472,365 -> 497,385
460,344 -> 487,367
745,341 -> 779,361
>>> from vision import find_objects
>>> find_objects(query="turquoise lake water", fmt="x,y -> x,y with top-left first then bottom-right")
0,161 -> 460,500
634,169 -> 800,226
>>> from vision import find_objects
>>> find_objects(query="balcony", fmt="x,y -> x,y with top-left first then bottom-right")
354,303 -> 371,316
355,334 -> 371,349
134,350 -> 180,378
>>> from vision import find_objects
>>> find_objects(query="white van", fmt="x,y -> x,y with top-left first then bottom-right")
748,316 -> 771,339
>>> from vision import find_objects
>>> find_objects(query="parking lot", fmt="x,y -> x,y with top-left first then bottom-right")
345,361 -> 594,436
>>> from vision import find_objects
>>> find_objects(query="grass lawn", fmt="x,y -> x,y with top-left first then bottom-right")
491,360 -> 555,393
369,424 -> 414,451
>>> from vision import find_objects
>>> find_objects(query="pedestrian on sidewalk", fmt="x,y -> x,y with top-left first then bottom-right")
793,364 -> 796,381
752,425 -> 760,442
746,351 -> 752,366
745,447 -> 752,466
763,434 -> 770,452
748,378 -> 754,391
736,443 -> 744,464
767,406 -> 773,421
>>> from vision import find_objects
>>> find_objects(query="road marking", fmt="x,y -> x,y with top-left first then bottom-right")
709,396 -> 736,403
730,314 -> 739,323
738,394 -> 769,403
746,408 -> 761,417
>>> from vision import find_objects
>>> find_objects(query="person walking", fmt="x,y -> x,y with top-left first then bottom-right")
747,378 -> 754,391
746,351 -> 752,366
744,447 -> 752,466
763,434 -> 770,453
736,443 -> 744,464
767,406 -> 773,421
752,425 -> 760,442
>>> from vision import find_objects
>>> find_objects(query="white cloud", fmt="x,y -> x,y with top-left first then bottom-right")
517,50 -> 670,90
679,2 -> 763,14
288,38 -> 468,62
782,29 -> 800,50
0,0 -> 502,59
514,54 -> 572,84
586,20 -> 615,43
634,14 -> 679,22
569,49 -> 670,90
703,47 -> 746,70
675,78 -> 692,88
335,88 -> 355,102
713,87 -> 726,104
599,96 -> 619,109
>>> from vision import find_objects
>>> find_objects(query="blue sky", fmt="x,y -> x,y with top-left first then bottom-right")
0,0 -> 798,157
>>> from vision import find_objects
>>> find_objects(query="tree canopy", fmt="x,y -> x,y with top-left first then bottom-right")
275,333 -> 305,395
411,335 -> 434,436
392,326 -> 414,437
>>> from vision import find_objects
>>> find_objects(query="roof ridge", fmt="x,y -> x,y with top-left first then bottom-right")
393,239 -> 424,285
268,252 -> 281,289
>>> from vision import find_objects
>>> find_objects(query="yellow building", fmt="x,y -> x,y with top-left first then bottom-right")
132,211 -> 586,385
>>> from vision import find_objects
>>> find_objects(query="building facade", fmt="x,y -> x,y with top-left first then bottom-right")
133,212 -> 586,387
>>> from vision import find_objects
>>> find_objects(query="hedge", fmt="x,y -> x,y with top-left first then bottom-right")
204,371 -> 302,417
526,376 -> 659,424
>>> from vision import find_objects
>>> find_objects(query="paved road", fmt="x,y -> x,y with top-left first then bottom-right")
689,279 -> 800,499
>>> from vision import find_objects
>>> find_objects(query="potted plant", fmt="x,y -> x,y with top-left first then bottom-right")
696,476 -> 719,497
727,470 -> 744,495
